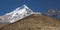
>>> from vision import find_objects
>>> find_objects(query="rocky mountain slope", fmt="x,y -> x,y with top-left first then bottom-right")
1,14 -> 60,30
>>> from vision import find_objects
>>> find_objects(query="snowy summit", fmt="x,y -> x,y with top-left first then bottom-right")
0,5 -> 41,23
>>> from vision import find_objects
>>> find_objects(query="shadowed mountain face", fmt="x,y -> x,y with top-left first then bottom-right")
1,14 -> 60,30
43,9 -> 60,20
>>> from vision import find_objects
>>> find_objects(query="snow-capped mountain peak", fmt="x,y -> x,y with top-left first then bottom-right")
5,5 -> 33,23
6,5 -> 31,15
0,5 -> 41,23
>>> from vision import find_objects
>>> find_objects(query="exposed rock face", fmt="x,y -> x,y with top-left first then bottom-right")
0,15 -> 9,29
0,15 -> 10,23
0,15 -> 9,20
1,14 -> 60,30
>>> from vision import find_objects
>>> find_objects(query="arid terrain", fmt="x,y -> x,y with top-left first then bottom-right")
0,24 -> 8,29
0,14 -> 60,30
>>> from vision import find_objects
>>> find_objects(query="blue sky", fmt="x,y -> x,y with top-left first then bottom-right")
0,0 -> 60,16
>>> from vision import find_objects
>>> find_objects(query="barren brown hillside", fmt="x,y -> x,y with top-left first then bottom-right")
0,24 -> 7,29
1,14 -> 60,30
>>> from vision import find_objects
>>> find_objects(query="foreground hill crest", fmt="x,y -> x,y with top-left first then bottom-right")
1,14 -> 60,30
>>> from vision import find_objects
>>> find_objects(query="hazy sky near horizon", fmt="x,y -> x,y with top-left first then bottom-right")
0,0 -> 60,16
